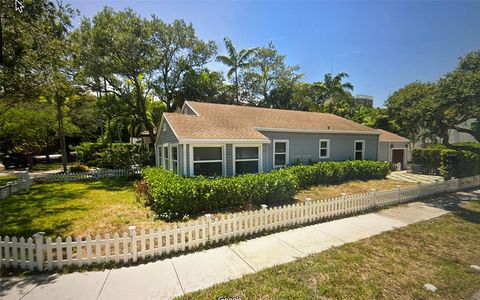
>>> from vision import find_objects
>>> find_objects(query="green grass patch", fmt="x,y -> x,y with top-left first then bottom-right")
0,177 -> 165,238
0,176 -> 17,185
32,163 -> 64,171
179,200 -> 480,300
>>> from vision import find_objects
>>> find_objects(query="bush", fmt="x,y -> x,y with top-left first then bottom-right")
76,142 -> 154,169
440,150 -> 480,179
412,148 -> 442,174
143,160 -> 390,220
69,164 -> 89,173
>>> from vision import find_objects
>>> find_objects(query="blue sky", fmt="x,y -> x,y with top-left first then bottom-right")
65,0 -> 480,107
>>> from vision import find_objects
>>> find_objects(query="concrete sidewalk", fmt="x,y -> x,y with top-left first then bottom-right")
3,192 -> 470,300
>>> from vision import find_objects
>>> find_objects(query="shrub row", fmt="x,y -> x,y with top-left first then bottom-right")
76,142 -> 154,169
412,148 -> 480,179
142,160 -> 390,220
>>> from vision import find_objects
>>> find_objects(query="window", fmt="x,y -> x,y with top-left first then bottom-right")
158,146 -> 163,167
193,147 -> 223,176
164,146 -> 170,169
171,146 -> 178,174
273,140 -> 289,168
319,139 -> 330,158
235,146 -> 260,175
354,140 -> 365,160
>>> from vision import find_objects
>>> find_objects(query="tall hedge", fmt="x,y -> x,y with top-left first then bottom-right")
440,150 -> 480,179
143,160 -> 390,219
412,148 -> 442,173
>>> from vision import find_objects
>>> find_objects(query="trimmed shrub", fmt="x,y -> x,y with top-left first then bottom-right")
412,148 -> 442,174
143,160 -> 390,220
76,142 -> 154,169
69,164 -> 89,173
440,150 -> 480,179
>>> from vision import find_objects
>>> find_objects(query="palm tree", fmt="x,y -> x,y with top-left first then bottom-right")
216,38 -> 256,104
316,72 -> 354,113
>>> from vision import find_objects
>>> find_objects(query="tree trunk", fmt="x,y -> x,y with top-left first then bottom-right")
235,69 -> 239,104
55,92 -> 68,173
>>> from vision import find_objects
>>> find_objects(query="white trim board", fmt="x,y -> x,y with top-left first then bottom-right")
256,127 -> 380,135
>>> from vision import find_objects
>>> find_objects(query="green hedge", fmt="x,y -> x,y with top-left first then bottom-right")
440,150 -> 480,179
143,160 -> 390,220
76,142 -> 154,169
412,148 -> 442,172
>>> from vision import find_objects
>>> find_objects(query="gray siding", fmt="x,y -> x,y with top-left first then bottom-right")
183,105 -> 197,116
379,141 -> 410,163
378,141 -> 389,161
158,120 -> 178,144
185,144 -> 190,176
260,131 -> 379,172
262,144 -> 268,172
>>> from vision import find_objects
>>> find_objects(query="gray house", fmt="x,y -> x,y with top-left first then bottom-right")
155,101 -> 381,177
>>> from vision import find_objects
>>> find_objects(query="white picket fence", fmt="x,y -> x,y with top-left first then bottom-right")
0,179 -> 32,200
1,175 -> 479,272
35,167 -> 141,183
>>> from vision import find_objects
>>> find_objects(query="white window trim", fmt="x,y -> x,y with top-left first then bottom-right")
189,143 -> 226,177
170,144 -> 179,174
232,144 -> 263,176
354,140 -> 365,160
319,139 -> 330,159
156,145 -> 162,167
162,143 -> 169,170
273,140 -> 289,168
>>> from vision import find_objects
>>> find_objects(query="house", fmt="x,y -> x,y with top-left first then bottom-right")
154,101 -> 387,177
448,118 -> 477,144
376,129 -> 410,170
140,130 -> 157,150
354,95 -> 374,107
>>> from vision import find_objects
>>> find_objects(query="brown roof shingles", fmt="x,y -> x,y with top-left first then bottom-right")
376,129 -> 409,142
164,101 -> 380,141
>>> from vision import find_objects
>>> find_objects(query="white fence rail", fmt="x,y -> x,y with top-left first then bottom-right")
35,167 -> 141,183
1,175 -> 479,271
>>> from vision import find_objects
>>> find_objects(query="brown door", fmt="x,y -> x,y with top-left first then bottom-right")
391,149 -> 405,169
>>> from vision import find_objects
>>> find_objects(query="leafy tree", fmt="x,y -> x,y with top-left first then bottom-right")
385,81 -> 435,144
246,42 -> 302,107
0,0 -> 77,110
315,72 -> 354,113
175,68 -> 228,105
216,38 -> 256,104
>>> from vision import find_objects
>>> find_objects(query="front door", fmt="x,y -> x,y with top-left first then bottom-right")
391,149 -> 405,169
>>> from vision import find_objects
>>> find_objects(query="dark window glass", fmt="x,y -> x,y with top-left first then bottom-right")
355,142 -> 363,151
320,149 -> 327,157
275,142 -> 286,153
194,162 -> 222,176
355,151 -> 363,160
172,161 -> 178,174
235,147 -> 258,159
194,147 -> 222,161
172,147 -> 178,160
236,161 -> 259,174
164,147 -> 169,158
275,154 -> 286,166
320,141 -> 328,148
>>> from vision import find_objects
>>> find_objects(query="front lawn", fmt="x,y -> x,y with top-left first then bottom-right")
179,199 -> 480,299
0,177 -> 165,238
295,179 -> 415,201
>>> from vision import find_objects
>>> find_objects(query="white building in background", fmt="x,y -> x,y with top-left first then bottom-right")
448,118 -> 477,144
354,95 -> 374,107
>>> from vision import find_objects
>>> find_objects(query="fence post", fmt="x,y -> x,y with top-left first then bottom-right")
305,198 -> 312,222
261,204 -> 267,230
205,214 -> 212,243
129,226 -> 137,263
33,232 -> 45,271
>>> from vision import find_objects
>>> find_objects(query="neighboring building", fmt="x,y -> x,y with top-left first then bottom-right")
140,130 -> 157,150
154,101 -> 381,177
354,95 -> 374,107
448,118 -> 477,144
376,129 -> 410,170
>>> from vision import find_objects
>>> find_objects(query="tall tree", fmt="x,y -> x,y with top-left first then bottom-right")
0,0 -> 77,110
246,42 -> 302,107
216,38 -> 255,104
385,81 -> 434,145
315,72 -> 354,113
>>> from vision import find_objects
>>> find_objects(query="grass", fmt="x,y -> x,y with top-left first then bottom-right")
295,179 -> 415,201
0,176 -> 17,185
32,163 -> 65,171
0,177 -> 166,238
179,198 -> 480,300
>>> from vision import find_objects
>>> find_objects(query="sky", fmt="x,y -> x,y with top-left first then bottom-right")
64,0 -> 480,107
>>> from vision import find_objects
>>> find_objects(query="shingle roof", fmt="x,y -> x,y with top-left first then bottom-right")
376,129 -> 410,142
164,101 -> 380,141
